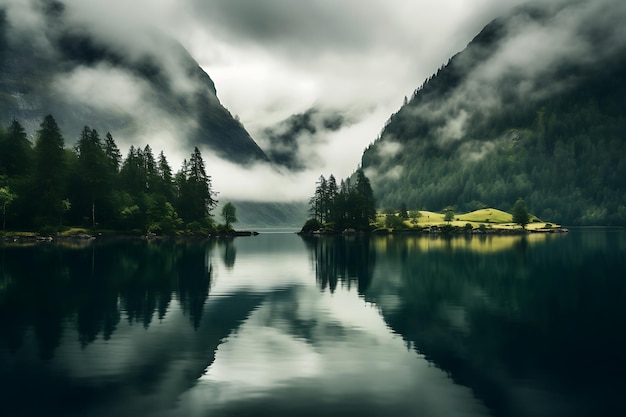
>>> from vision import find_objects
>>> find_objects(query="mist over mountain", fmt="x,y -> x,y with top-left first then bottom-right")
259,107 -> 347,171
0,0 -> 268,164
361,0 -> 626,225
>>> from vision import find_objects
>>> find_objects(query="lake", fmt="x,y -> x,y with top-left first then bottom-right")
1,229 -> 625,417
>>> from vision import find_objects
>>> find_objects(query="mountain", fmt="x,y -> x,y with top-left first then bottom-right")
259,107 -> 346,171
0,2 -> 268,164
360,1 -> 626,225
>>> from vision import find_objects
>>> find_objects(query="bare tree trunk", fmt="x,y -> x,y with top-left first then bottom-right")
92,200 -> 95,230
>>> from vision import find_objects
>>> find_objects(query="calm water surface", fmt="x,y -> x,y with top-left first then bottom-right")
1,229 -> 626,416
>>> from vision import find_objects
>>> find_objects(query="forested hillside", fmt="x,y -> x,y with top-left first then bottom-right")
0,3 -> 268,164
361,2 -> 626,225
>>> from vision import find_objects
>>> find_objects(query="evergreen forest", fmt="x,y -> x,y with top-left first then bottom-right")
0,115 -> 219,234
361,7 -> 626,226
303,169 -> 377,232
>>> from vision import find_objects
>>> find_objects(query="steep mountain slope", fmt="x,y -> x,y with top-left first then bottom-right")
0,2 -> 268,164
361,1 -> 626,225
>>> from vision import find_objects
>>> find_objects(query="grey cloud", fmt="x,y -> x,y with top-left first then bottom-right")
189,0 -> 393,54
7,0 -> 602,203
259,107 -> 350,171
400,0 -> 626,150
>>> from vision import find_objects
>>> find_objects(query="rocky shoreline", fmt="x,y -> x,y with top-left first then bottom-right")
0,230 -> 260,244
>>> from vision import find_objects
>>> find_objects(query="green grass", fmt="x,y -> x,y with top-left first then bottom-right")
377,208 -> 557,230
457,208 -> 512,223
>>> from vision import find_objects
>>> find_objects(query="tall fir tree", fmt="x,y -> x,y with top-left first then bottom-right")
32,115 -> 66,226
0,119 -> 32,177
352,169 -> 376,229
156,150 -> 175,202
74,126 -> 110,228
176,147 -> 217,224
103,132 -> 122,173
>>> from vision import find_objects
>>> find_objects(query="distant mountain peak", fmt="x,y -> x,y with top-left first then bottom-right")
0,1 -> 268,164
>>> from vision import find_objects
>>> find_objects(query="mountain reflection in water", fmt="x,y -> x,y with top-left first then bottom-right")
1,230 -> 625,417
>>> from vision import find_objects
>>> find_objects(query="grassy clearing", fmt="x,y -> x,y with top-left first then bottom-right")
377,208 -> 558,230
457,208 -> 512,223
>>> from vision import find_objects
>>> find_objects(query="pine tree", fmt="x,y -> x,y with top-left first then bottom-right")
75,126 -> 110,228
32,115 -> 66,226
143,145 -> 158,191
327,174 -> 338,223
103,132 -> 122,173
177,148 -> 217,224
352,169 -> 376,229
156,150 -> 175,202
120,146 -> 145,195
0,119 -> 32,177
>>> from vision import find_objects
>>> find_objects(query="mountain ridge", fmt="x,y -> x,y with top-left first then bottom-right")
361,1 -> 626,225
0,2 -> 268,164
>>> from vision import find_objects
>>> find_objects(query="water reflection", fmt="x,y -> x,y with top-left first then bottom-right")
1,230 -> 625,417
300,235 -> 375,294
0,239 -> 214,357
359,231 -> 626,417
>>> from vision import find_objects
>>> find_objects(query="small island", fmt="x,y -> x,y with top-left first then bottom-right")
298,171 -> 567,235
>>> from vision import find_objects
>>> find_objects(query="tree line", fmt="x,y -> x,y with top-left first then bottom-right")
303,168 -> 376,232
0,115 -> 220,233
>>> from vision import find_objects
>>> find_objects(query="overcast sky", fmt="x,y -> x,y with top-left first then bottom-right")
6,0 -> 576,201
173,0 -> 531,176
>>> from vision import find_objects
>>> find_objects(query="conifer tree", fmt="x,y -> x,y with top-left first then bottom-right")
103,132 -> 122,173
176,147 -> 217,224
0,119 -> 32,177
32,115 -> 66,226
75,126 -> 110,228
352,169 -> 376,229
156,150 -> 175,202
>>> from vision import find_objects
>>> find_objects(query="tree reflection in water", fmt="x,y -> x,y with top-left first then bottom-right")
300,234 -> 375,295
302,231 -> 626,417
0,238 -> 214,357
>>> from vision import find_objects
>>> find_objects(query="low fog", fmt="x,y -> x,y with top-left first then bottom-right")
406,0 -> 626,148
5,0 -> 620,202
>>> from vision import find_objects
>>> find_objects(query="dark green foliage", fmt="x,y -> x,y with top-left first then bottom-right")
0,120 -> 32,177
443,206 -> 455,223
385,213 -> 406,229
156,151 -> 175,202
360,7 -> 626,226
306,169 -> 376,231
175,147 -> 217,226
399,202 -> 409,219
221,202 -> 237,229
103,132 -> 121,172
512,198 -> 530,229
72,126 -> 112,228
0,115 -> 217,233
0,185 -> 15,229
300,218 -> 322,233
31,115 -> 67,226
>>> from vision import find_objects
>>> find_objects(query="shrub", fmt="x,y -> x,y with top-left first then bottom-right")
300,218 -> 322,233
